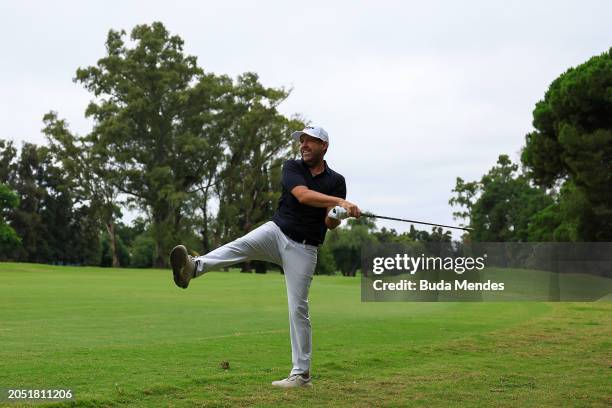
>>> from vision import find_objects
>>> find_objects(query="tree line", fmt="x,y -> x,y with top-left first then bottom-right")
450,48 -> 611,242
1,23 -> 609,275
0,135 -> 452,275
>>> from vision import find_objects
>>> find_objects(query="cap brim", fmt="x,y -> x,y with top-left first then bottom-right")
292,130 -> 325,142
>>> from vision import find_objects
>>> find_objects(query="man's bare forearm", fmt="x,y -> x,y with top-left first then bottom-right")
291,186 -> 361,218
292,186 -> 343,208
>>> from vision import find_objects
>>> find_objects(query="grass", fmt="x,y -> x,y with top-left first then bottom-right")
0,262 -> 610,407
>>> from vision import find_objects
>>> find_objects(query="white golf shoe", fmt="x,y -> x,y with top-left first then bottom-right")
271,374 -> 312,388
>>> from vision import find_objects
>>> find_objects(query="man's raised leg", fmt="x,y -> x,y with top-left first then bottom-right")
170,221 -> 283,289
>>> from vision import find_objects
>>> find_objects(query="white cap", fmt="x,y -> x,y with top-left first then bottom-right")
291,125 -> 329,144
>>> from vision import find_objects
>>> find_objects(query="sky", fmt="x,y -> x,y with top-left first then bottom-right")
1,0 -> 610,237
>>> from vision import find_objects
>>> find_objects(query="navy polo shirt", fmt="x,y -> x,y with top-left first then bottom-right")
272,159 -> 346,246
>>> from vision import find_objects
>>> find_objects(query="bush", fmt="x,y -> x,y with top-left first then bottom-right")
100,234 -> 131,267
315,243 -> 337,275
130,234 -> 156,268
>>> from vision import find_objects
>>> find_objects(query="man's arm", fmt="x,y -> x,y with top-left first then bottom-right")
290,186 -> 361,218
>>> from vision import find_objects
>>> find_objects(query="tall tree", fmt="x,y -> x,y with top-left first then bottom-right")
214,73 -> 302,248
7,143 -> 47,261
521,48 -> 612,240
0,140 -> 20,256
526,180 -> 585,242
0,140 -> 17,184
0,183 -> 20,256
43,112 -> 121,266
73,22 -> 228,267
450,155 -> 553,242
2,143 -> 96,264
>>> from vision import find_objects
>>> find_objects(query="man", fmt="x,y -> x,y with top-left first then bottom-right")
170,125 -> 360,388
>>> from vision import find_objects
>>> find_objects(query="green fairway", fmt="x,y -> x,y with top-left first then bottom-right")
0,263 -> 610,407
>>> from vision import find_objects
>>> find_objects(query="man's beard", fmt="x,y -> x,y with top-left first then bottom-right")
302,150 -> 323,166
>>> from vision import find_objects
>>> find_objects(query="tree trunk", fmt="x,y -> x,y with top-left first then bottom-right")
154,240 -> 165,269
152,199 -> 176,268
200,186 -> 210,253
105,221 -> 119,268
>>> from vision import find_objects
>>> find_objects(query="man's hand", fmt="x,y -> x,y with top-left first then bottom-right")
326,202 -> 360,229
338,199 -> 361,218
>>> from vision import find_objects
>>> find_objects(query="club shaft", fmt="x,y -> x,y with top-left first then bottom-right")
362,213 -> 472,231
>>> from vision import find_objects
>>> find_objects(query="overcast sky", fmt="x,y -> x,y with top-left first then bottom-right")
1,1 -> 610,237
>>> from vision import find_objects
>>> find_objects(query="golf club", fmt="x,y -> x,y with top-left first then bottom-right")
330,206 -> 471,231
362,212 -> 472,231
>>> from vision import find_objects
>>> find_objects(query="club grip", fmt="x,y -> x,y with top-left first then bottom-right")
329,206 -> 349,220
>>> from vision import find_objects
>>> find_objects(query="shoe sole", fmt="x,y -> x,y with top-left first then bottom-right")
271,380 -> 312,388
271,383 -> 312,388
170,245 -> 188,289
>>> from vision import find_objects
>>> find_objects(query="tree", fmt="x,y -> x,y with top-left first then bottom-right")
130,233 -> 156,267
0,183 -> 20,255
314,243 -> 337,275
7,143 -> 47,261
326,217 -> 378,276
116,217 -> 148,249
2,142 -> 99,264
0,140 -> 17,184
100,234 -> 130,267
373,227 -> 401,243
521,48 -> 612,240
37,158 -> 78,263
402,225 -> 452,242
215,74 -> 301,241
0,140 -> 20,257
212,73 -> 303,272
526,181 -> 586,242
450,155 -> 553,242
73,22 -> 230,267
43,112 -> 123,266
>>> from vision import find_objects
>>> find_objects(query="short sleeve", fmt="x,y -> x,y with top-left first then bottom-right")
332,175 -> 347,199
282,160 -> 308,191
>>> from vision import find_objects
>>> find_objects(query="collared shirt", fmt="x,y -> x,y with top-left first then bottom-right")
272,159 -> 346,245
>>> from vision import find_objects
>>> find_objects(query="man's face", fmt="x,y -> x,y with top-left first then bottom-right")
299,134 -> 327,166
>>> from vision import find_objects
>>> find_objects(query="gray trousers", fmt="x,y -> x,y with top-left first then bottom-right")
193,221 -> 318,375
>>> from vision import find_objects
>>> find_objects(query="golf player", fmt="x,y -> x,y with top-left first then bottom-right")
170,125 -> 360,388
